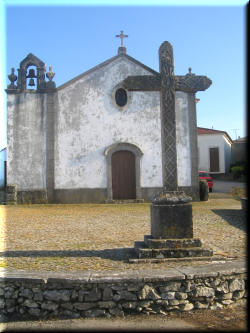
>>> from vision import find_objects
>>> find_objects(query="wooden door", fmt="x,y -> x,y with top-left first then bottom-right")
112,150 -> 136,200
209,147 -> 219,172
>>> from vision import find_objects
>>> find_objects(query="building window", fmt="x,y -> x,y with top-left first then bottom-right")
209,147 -> 220,172
115,88 -> 127,107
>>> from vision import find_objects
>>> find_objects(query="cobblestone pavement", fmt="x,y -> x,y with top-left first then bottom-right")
213,180 -> 246,193
0,193 -> 246,272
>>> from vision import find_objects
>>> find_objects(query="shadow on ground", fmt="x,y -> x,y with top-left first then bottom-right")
0,248 -> 136,261
211,209 -> 246,232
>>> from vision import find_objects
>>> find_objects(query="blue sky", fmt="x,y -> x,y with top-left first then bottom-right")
0,0 -> 247,149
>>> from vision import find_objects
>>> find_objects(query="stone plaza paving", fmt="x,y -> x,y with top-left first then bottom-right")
0,193 -> 246,272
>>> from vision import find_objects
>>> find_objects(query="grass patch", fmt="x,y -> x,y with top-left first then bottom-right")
232,187 -> 247,200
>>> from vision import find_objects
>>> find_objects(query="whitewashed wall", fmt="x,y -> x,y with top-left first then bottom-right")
55,57 -> 162,189
7,93 -> 46,190
176,92 -> 191,187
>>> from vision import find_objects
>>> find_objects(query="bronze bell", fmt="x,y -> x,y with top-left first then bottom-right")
28,78 -> 35,86
27,68 -> 36,78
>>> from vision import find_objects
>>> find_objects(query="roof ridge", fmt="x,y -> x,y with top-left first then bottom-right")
57,52 -> 159,90
197,127 -> 233,143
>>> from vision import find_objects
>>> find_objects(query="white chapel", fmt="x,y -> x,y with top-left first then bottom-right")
6,34 -> 212,204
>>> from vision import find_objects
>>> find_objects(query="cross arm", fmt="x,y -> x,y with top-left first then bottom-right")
122,73 -> 212,93
175,74 -> 212,93
122,75 -> 161,91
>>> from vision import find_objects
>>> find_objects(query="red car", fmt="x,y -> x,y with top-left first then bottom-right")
199,171 -> 213,192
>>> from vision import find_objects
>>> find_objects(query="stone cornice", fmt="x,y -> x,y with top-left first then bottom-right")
5,88 -> 57,94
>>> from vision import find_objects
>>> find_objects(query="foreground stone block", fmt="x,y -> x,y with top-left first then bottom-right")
138,285 -> 161,300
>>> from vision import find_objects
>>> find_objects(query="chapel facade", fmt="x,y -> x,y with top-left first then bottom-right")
5,42 -> 209,204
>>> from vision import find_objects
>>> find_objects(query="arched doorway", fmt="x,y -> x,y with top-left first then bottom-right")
111,150 -> 136,200
104,142 -> 143,201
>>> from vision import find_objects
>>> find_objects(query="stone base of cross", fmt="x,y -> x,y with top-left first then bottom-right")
130,190 -> 214,262
151,190 -> 193,239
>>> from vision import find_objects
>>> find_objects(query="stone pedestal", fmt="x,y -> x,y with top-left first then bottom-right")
131,191 -> 213,262
6,184 -> 17,205
151,203 -> 193,239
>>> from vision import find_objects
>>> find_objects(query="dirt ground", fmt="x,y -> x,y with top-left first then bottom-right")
0,303 -> 247,331
176,302 -> 247,332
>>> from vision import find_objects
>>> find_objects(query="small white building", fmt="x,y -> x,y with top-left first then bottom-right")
197,127 -> 233,174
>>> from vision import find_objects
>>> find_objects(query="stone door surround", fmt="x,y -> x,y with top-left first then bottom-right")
104,142 -> 143,201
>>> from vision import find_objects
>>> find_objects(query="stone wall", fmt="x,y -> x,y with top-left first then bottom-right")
0,260 -> 247,321
17,190 -> 48,204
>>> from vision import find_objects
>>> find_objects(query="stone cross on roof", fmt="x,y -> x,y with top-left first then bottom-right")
116,30 -> 128,47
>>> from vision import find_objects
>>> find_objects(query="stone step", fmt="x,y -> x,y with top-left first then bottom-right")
135,246 -> 213,259
105,199 -> 144,204
129,256 -> 228,263
144,235 -> 203,249
134,241 -> 146,248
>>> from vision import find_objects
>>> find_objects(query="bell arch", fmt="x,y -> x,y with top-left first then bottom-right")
18,53 -> 46,91
104,142 -> 143,201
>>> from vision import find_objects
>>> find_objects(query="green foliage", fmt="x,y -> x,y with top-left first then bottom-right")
230,160 -> 247,179
231,165 -> 244,179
